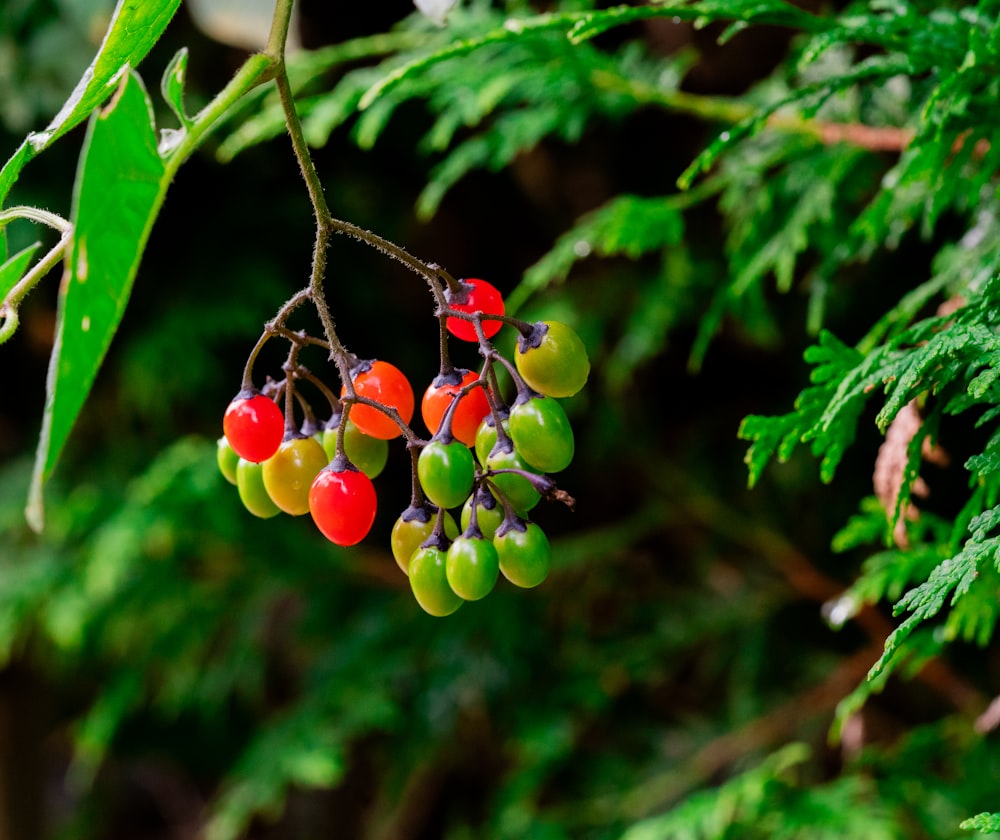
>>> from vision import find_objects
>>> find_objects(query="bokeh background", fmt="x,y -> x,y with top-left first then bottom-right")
2,1 -> 997,838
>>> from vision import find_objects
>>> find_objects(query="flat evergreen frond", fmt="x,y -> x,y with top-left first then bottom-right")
620,743 -> 811,840
605,251 -> 699,388
961,812 -> 1000,834
869,505 -> 1000,679
512,195 -> 685,312
831,495 -> 897,552
833,626 -> 941,737
835,11 -> 1000,253
720,139 -> 869,298
965,427 -> 1000,481
874,319 -> 1000,431
567,0 -> 830,44
843,544 -> 946,612
747,276 -> 1000,483
678,52 -> 914,189
215,31 -> 426,160
206,705 -> 349,840
944,560 -> 1000,647
859,208 -> 1000,352
357,11 -> 589,111
739,330 -> 865,486
406,36 -> 681,213
416,103 -> 567,219
621,742 -> 899,840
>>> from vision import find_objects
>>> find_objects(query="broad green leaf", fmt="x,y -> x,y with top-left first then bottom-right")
0,241 -> 42,301
0,0 -> 182,209
27,71 -> 166,532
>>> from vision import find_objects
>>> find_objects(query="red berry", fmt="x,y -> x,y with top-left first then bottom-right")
223,392 -> 284,463
342,360 -> 414,440
421,369 -> 491,447
445,278 -> 504,342
309,464 -> 378,546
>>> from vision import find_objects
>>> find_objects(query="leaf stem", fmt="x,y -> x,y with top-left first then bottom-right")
163,53 -> 277,178
0,206 -> 71,233
0,232 -> 70,344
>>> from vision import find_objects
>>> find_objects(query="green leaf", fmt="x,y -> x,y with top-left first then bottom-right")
0,241 -> 42,301
0,0 -> 182,208
27,71 -> 167,532
161,46 -> 193,129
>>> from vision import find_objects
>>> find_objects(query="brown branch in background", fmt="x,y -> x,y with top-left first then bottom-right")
874,401 -> 932,548
772,118 -> 989,156
577,646 -> 879,825
975,694 -> 1000,734
590,67 -> 993,158
873,295 -> 964,547
669,646 -> 880,792
774,115 -> 914,152
648,465 -> 984,715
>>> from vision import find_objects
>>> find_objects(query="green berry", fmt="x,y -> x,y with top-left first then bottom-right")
446,534 -> 500,601
217,436 -> 239,485
509,395 -> 574,473
409,544 -> 464,616
495,520 -> 551,588
236,458 -> 281,519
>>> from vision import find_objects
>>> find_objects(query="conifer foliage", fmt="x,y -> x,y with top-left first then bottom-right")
4,0 -> 1000,836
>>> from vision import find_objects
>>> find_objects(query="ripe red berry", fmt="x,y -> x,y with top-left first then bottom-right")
223,391 -> 284,463
445,278 -> 504,342
309,464 -> 378,546
342,360 -> 414,440
421,369 -> 491,447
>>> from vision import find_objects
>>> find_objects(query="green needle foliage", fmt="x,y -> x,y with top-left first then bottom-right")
7,0 -> 1000,837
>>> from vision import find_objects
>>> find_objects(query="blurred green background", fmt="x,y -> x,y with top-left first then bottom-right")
2,1 -> 998,838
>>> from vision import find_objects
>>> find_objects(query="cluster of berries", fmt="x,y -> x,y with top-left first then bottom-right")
216,278 -> 588,616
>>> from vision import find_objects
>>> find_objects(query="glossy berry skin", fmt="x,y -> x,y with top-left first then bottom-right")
495,521 -> 551,588
322,418 -> 389,479
262,436 -> 328,516
460,490 -> 503,540
236,458 -> 281,519
409,545 -> 464,616
217,437 -> 239,485
509,395 -> 575,473
342,360 -> 414,440
474,413 -> 509,468
485,443 -> 540,515
515,321 -> 590,398
223,392 -> 284,462
421,369 -> 491,448
446,534 -> 500,601
418,440 -> 475,510
390,507 -> 459,575
445,278 -> 504,342
309,465 -> 378,546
